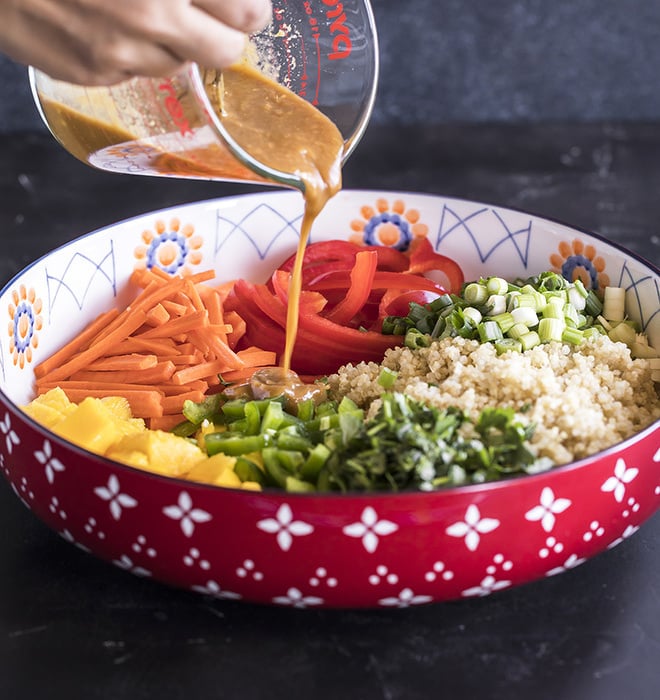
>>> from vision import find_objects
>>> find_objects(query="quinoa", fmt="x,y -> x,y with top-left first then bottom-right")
326,336 -> 660,465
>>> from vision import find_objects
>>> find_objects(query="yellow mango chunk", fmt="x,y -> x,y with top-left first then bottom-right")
106,430 -> 204,477
99,396 -> 134,421
187,453 -> 238,486
22,387 -> 76,428
52,397 -> 124,454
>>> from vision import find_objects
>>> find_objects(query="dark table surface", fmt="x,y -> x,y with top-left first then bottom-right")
1,123 -> 659,700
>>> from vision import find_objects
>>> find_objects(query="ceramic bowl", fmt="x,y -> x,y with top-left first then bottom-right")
1,190 -> 658,608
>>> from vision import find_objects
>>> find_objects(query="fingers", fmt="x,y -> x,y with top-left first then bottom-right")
0,0 -> 274,86
192,0 -> 273,35
150,0 -> 273,71
159,7 -> 251,71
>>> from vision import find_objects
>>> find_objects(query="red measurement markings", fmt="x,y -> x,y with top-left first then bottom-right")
322,0 -> 352,60
158,79 -> 193,136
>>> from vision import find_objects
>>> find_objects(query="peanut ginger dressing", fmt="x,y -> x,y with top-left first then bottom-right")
37,62 -> 345,384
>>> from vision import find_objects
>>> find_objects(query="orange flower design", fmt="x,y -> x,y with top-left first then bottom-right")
549,238 -> 610,292
7,285 -> 43,368
134,218 -> 203,274
350,198 -> 429,250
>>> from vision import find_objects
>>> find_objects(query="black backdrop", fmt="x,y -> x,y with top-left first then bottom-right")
3,0 -> 660,131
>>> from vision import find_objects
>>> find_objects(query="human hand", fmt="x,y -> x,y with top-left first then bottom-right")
0,0 -> 272,85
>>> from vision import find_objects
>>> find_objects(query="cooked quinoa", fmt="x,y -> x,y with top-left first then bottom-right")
326,336 -> 660,465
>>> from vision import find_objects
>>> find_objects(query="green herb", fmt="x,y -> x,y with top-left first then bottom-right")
189,390 -> 549,493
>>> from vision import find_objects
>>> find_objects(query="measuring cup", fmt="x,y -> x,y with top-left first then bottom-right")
28,0 -> 379,191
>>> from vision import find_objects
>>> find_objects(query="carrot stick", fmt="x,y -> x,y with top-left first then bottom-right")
33,268 -> 278,432
33,308 -> 120,378
102,337 -> 179,356
161,300 -> 189,317
145,303 -> 171,327
65,360 -> 176,385
154,380 -> 209,395
184,278 -> 206,313
36,309 -> 149,384
148,414 -> 189,431
172,358 -> 237,385
236,349 -> 277,366
55,387 -> 164,419
225,310 -> 246,349
161,391 -> 206,414
136,310 -> 206,339
160,353 -> 205,366
85,354 -> 158,371
219,366 -> 261,383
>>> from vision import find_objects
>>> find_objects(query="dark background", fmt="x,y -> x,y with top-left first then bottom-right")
3,0 -> 660,130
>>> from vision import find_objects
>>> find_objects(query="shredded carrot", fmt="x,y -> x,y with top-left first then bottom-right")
31,270 -> 275,428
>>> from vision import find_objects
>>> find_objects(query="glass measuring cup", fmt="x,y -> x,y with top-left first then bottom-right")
28,0 -> 379,192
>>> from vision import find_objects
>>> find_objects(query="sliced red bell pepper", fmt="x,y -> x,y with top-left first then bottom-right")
270,269 -> 328,314
405,236 -> 464,293
309,270 -> 445,294
325,250 -> 378,325
364,245 -> 410,272
277,240 -> 361,272
377,288 -> 444,320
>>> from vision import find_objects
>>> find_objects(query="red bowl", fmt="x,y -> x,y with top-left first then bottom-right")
1,190 -> 658,608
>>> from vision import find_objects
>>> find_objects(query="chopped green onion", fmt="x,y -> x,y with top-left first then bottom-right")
508,322 -> 530,340
563,303 -> 580,328
520,331 -> 541,350
462,306 -> 483,326
486,277 -> 509,295
510,306 -> 539,327
486,294 -> 507,316
603,286 -> 626,322
542,299 -> 564,320
562,326 -> 584,345
538,317 -> 564,342
478,320 -> 504,343
464,283 -> 488,305
378,367 -> 398,388
495,338 -> 522,354
567,285 -> 587,311
491,312 -> 515,333
584,290 -> 603,316
608,321 -> 637,346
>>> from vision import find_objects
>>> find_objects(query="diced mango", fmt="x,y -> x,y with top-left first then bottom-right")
100,395 -> 134,421
187,453 -> 238,486
106,430 -> 204,477
22,387 -> 76,428
52,397 -> 124,453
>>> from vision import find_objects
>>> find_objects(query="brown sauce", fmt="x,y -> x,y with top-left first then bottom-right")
38,62 -> 345,397
223,366 -> 327,413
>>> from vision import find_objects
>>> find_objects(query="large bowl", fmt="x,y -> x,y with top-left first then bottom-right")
1,190 -> 658,608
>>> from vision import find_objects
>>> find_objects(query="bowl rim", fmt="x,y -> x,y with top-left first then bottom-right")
1,188 -> 658,500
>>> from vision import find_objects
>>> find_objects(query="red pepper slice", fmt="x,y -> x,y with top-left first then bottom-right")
405,236 -> 464,293
309,270 -> 445,294
277,240 -> 362,272
270,269 -> 328,314
377,288 -> 444,319
325,250 -> 378,325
